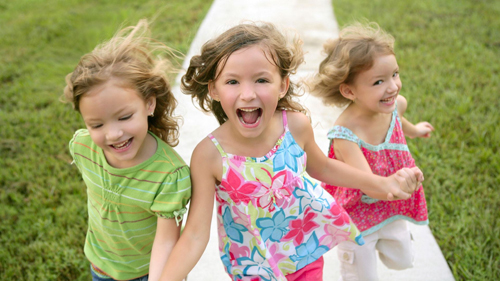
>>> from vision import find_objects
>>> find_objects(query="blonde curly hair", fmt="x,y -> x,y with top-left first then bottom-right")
63,19 -> 181,146
309,22 -> 395,107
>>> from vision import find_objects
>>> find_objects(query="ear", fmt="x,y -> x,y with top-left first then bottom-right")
208,80 -> 220,102
279,76 -> 290,99
339,83 -> 355,101
146,96 -> 156,114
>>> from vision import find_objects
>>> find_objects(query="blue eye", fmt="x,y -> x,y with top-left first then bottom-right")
393,72 -> 399,78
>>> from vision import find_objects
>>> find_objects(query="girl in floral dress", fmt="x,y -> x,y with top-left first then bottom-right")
309,22 -> 434,280
159,22 -> 423,281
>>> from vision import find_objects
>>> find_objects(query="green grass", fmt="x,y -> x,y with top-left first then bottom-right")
332,0 -> 500,279
1,0 -> 499,280
0,0 -> 211,279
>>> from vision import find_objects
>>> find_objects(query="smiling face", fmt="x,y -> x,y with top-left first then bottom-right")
342,54 -> 402,115
79,78 -> 157,168
209,45 -> 288,140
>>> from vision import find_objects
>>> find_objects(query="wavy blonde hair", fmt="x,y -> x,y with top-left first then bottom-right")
309,22 -> 395,107
63,19 -> 181,146
181,21 -> 306,125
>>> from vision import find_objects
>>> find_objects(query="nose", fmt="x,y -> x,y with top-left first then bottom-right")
388,77 -> 400,93
240,83 -> 256,101
106,125 -> 123,141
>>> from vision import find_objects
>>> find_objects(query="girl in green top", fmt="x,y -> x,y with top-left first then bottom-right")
63,20 -> 191,281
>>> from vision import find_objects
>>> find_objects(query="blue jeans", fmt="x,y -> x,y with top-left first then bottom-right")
90,266 -> 148,281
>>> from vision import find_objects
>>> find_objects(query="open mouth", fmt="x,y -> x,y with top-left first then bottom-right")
380,96 -> 396,104
110,138 -> 133,151
237,108 -> 262,126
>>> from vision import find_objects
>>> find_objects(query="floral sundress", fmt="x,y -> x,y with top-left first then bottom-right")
323,105 -> 428,236
209,110 -> 364,281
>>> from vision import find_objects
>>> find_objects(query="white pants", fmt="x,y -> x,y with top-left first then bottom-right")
337,219 -> 414,281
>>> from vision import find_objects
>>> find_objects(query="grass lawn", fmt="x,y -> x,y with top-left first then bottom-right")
1,0 -> 498,280
0,0 -> 211,279
331,0 -> 500,280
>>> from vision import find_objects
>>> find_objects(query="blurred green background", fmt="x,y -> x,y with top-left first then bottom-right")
0,0 -> 498,280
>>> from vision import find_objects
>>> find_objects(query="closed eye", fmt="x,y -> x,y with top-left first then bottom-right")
90,124 -> 102,129
119,114 -> 132,121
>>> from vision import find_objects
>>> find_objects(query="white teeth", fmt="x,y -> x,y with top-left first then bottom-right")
113,139 -> 130,149
239,108 -> 258,112
381,96 -> 395,102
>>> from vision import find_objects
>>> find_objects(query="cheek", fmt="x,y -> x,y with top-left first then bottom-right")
88,131 -> 105,147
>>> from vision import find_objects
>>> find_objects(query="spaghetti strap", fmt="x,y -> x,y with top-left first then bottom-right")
208,134 -> 227,157
282,110 -> 289,132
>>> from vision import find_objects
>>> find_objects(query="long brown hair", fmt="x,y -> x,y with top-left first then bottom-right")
181,21 -> 306,125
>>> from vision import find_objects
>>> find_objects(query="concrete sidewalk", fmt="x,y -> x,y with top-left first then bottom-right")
172,0 -> 454,280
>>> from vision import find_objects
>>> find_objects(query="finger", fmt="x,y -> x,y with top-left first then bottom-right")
424,122 -> 435,131
387,192 -> 395,200
394,172 -> 413,195
410,167 -> 424,182
402,167 -> 417,185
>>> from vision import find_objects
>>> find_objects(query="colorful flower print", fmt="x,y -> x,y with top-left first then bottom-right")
221,167 -> 260,204
273,132 -> 304,173
237,248 -> 278,281
319,224 -> 353,248
324,204 -> 352,227
230,243 -> 251,260
221,243 -> 233,274
293,177 -> 330,214
282,207 -> 319,246
223,207 -> 248,243
256,209 -> 296,242
289,233 -> 329,270
255,170 -> 295,212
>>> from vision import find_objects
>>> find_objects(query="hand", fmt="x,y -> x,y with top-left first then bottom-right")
412,122 -> 434,138
386,167 -> 424,200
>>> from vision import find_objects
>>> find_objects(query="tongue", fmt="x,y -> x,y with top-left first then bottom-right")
241,110 -> 259,124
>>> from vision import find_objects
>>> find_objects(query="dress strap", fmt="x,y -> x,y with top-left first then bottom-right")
282,110 -> 289,132
327,125 -> 360,145
208,134 -> 227,157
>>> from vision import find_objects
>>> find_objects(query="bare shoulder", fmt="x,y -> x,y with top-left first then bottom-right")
286,110 -> 314,150
286,110 -> 311,131
191,135 -> 222,181
397,95 -> 408,116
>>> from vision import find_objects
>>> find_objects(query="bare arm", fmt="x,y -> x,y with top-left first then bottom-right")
159,138 -> 217,281
333,139 -> 391,199
288,111 -> 422,199
397,95 -> 434,139
149,217 -> 181,281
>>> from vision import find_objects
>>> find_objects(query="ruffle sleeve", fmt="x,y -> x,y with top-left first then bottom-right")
151,165 -> 192,226
327,125 -> 360,146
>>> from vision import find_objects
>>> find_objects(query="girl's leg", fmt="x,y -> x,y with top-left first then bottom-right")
286,256 -> 324,281
376,219 -> 414,270
337,232 -> 379,281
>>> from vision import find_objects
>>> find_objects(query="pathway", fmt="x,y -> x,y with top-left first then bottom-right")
172,0 -> 454,280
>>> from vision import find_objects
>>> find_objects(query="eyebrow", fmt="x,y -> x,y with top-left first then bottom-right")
83,107 -> 132,123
